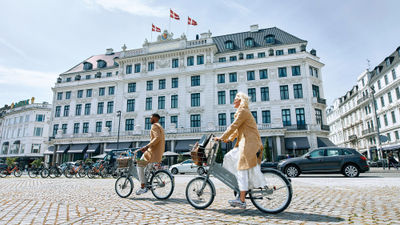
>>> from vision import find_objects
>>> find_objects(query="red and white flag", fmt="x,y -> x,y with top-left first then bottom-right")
188,17 -> 198,26
152,24 -> 161,32
170,9 -> 180,20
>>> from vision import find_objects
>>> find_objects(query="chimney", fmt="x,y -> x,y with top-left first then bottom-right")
250,24 -> 259,32
310,49 -> 317,56
106,48 -> 114,55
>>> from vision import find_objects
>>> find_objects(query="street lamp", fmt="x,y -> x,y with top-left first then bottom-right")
116,110 -> 121,149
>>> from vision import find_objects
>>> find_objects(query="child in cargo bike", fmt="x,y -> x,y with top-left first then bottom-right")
214,92 -> 266,209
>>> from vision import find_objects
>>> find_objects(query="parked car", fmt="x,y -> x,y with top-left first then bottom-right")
277,147 -> 369,177
260,160 -> 278,171
0,163 -> 7,170
169,159 -> 206,175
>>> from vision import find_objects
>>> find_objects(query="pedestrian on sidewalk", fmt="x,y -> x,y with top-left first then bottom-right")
388,152 -> 399,170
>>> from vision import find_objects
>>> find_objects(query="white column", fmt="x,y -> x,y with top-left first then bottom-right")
276,136 -> 282,156
171,140 -> 175,152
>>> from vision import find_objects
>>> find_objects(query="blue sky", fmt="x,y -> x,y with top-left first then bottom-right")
0,0 -> 399,107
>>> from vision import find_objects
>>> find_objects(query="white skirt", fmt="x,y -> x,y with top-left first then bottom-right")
222,147 -> 267,191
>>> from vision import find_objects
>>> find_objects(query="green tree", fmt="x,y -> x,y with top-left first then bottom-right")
177,154 -> 184,163
6,157 -> 18,168
263,138 -> 272,162
31,159 -> 43,168
84,158 -> 93,165
215,144 -> 224,163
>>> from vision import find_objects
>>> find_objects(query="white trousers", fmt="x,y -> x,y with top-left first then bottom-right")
223,147 -> 267,191
137,155 -> 148,185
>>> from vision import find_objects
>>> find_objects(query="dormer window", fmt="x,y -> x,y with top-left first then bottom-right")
244,38 -> 254,47
385,57 -> 393,66
265,35 -> 275,44
113,57 -> 119,67
225,40 -> 234,50
97,60 -> 107,68
83,62 -> 93,71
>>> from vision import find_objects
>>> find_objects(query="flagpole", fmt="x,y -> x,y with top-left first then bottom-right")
169,9 -> 171,32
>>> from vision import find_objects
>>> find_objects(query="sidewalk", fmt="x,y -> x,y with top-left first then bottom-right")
368,167 -> 400,173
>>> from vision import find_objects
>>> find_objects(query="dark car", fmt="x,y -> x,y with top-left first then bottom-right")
0,163 -> 7,170
260,160 -> 278,171
277,147 -> 369,177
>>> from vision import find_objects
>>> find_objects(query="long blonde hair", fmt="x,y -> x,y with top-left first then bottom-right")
235,92 -> 249,109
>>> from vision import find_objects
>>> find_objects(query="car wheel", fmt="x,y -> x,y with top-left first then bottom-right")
171,168 -> 178,175
343,164 -> 359,177
285,165 -> 300,177
197,167 -> 205,175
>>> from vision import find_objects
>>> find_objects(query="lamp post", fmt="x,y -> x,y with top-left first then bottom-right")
116,110 -> 121,149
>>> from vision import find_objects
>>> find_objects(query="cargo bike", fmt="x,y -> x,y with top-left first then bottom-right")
186,134 -> 292,213
114,148 -> 175,199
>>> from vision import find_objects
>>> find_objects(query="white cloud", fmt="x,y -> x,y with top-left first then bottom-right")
0,65 -> 55,88
84,0 -> 169,17
0,37 -> 29,60
221,0 -> 251,15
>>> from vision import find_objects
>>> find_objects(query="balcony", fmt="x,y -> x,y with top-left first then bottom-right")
357,94 -> 369,105
348,134 -> 357,141
321,125 -> 330,131
258,124 -> 271,130
362,128 -> 375,136
317,98 -> 326,105
284,124 -> 308,130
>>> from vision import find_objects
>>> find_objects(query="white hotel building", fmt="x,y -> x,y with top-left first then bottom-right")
327,46 -> 400,161
48,25 -> 332,164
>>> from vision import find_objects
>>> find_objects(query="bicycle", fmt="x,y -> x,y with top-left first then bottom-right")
64,163 -> 85,178
49,163 -> 63,178
28,165 -> 49,178
185,134 -> 292,214
115,148 -> 175,200
0,164 -> 22,178
87,161 -> 107,179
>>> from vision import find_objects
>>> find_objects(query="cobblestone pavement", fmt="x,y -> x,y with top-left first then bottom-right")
0,172 -> 399,225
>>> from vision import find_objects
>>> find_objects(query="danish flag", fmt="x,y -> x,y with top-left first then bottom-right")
170,9 -> 180,20
152,24 -> 161,32
188,17 -> 198,26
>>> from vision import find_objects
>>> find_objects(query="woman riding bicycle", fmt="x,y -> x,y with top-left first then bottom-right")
214,92 -> 266,209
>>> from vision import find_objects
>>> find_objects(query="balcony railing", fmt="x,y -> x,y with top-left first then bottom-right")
317,98 -> 326,105
321,125 -> 330,131
348,134 -> 357,141
357,94 -> 369,105
362,128 -> 375,136
258,124 -> 271,130
284,124 -> 308,130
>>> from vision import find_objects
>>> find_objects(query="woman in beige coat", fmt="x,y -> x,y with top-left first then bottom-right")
215,92 -> 266,209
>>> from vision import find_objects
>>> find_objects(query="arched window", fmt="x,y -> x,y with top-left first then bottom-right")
2,142 -> 9,155
244,38 -> 254,47
113,57 -> 119,67
97,60 -> 107,68
265,35 -> 275,44
225,40 -> 234,50
83,62 -> 93,71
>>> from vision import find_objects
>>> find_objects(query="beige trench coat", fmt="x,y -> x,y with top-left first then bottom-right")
221,107 -> 263,170
143,123 -> 165,163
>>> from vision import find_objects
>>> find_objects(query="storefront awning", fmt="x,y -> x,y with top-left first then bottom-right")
86,144 -> 100,153
317,137 -> 336,147
105,142 -> 132,151
13,140 -> 20,144
382,144 -> 400,151
2,142 -> 9,146
56,145 -> 70,153
285,137 -> 310,150
43,146 -> 55,155
67,144 -> 88,154
174,140 -> 197,152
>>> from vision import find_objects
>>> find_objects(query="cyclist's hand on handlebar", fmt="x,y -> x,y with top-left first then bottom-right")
214,137 -> 228,143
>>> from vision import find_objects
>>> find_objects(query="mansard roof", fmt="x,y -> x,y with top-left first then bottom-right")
62,51 -> 121,75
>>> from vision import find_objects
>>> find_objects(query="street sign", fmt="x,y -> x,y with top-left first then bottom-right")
379,135 -> 388,143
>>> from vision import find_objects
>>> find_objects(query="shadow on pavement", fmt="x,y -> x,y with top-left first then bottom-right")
208,208 -> 344,223
296,175 -> 382,178
127,197 -> 187,205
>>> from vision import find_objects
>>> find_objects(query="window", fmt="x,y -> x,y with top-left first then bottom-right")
288,48 -> 296,54
384,75 -> 389,85
99,87 -> 105,96
248,88 -> 256,102
172,58 -> 179,68
260,87 -> 269,101
97,60 -> 106,68
217,74 -> 225,83
218,113 -> 226,126
258,52 -> 265,58
278,67 -> 287,77
276,50 -> 284,55
251,111 -> 258,123
77,90 -> 83,98
246,54 -> 254,59
229,72 -> 237,82
148,62 -> 154,71
293,84 -> 303,99
97,102 -> 104,114
108,86 -> 115,95
244,38 -> 254,47
145,97 -> 152,110
387,133 -> 392,142
316,109 -> 322,124
171,116 -> 178,128
147,80 -> 153,91
187,56 -> 194,66
310,149 -> 324,158
107,101 -> 114,114
84,103 -> 91,115
82,122 -> 89,133
396,87 -> 400,99
83,62 -> 92,70
312,85 -> 320,98
229,56 -> 237,61
127,99 -> 135,112
218,91 -> 226,105
296,108 -> 306,126
392,69 -> 397,80
31,144 -> 41,154
106,72 -> 112,77
73,123 -> 79,134
381,96 -> 385,107
230,112 -> 235,123
378,80 -> 381,89
225,40 -> 234,50
190,114 -> 201,127
33,127 -> 43,136
65,91 -> 71,99
172,78 -> 178,88
75,104 -> 82,116
171,95 -> 178,108
53,124 -> 59,136
126,65 -> 132,74
128,83 -> 136,93
395,131 -> 400,140
392,111 -> 396,124
63,105 -> 70,117
377,117 -> 381,129
282,109 -> 291,126
86,89 -> 92,98
197,55 -> 204,65
35,114 -> 45,122
159,79 -> 166,89
219,57 -> 226,62
85,75 -> 91,80
134,63 -> 141,73
96,121 -> 102,132
230,90 -> 237,104
292,66 -> 301,76
106,121 -> 112,131
265,35 -> 275,44
191,93 -> 200,107
158,96 -> 165,109
259,69 -> 268,79
145,118 -> 151,130
125,119 -> 134,131
280,85 -> 289,100
159,117 -> 165,128
262,110 -> 271,124
384,114 -> 388,126
57,92 -> 63,100
191,75 -> 200,86
388,92 -> 393,103
247,71 -> 255,80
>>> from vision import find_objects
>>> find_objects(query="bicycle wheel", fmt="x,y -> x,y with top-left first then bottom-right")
0,169 -> 7,178
49,168 -> 58,178
64,169 -> 73,178
14,169 -> 22,177
78,168 -> 86,178
150,170 -> 174,200
115,176 -> 134,198
185,177 -> 215,209
249,169 -> 292,214
28,169 -> 38,178
40,169 -> 49,178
